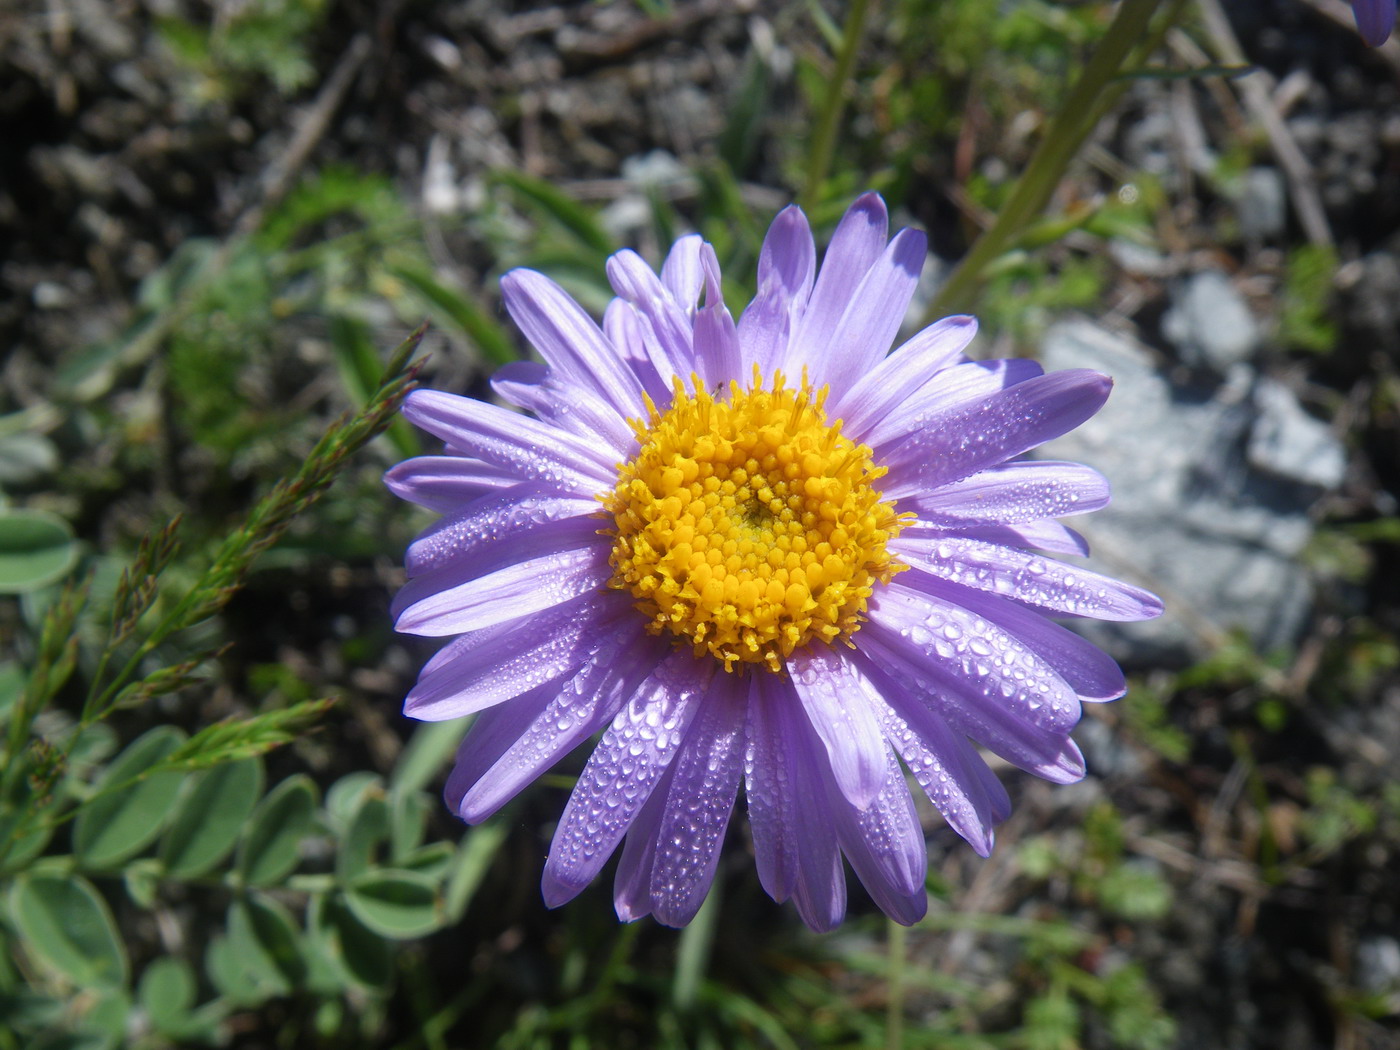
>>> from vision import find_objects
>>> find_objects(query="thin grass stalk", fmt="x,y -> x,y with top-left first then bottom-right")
799,0 -> 874,213
925,0 -> 1169,320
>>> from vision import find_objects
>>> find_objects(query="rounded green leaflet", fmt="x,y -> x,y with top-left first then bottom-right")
0,508 -> 80,593
8,874 -> 129,989
343,869 -> 444,939
397,841 -> 455,882
236,774 -> 319,886
308,893 -> 392,990
158,757 -> 265,878
228,893 -> 307,992
137,957 -> 195,1033
73,726 -> 187,871
389,786 -> 429,862
336,789 -> 389,882
324,770 -> 381,835
204,934 -> 267,1008
0,808 -> 54,876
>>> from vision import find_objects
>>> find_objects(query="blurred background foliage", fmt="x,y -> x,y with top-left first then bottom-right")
2,0 -> 1398,1047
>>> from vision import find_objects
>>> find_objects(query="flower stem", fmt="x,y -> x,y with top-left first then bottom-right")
799,0 -> 874,213
925,0 -> 1170,320
886,917 -> 908,1050
672,878 -> 721,1010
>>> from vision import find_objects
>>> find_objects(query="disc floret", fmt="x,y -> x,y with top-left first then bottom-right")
604,370 -> 908,673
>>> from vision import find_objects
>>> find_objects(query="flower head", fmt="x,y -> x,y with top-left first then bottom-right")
1354,0 -> 1396,45
387,194 -> 1163,930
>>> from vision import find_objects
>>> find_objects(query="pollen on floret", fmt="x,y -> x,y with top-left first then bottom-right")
602,370 -> 909,674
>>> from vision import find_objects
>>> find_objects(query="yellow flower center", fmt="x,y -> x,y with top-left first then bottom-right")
603,370 -> 908,674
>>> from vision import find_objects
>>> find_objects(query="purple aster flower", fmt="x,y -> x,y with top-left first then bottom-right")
1354,0 -> 1396,45
386,194 -> 1163,931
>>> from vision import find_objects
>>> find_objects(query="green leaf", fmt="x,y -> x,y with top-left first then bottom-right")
236,774 -> 318,886
324,771 -> 380,834
159,757 -> 265,878
336,790 -> 389,882
137,957 -> 196,1034
493,169 -> 614,256
0,808 -> 54,876
1099,861 -> 1173,921
0,989 -> 66,1030
77,988 -> 131,1046
204,935 -> 266,1007
343,869 -> 444,939
9,875 -> 129,989
310,894 -> 392,989
225,893 -> 306,995
73,726 -> 187,870
154,698 -> 337,772
0,431 -> 59,487
397,841 -> 454,882
0,509 -> 79,593
328,314 -> 419,459
0,661 -> 24,719
388,788 -> 428,862
445,821 -> 509,922
122,859 -> 160,909
387,264 -> 516,366
390,716 -> 470,798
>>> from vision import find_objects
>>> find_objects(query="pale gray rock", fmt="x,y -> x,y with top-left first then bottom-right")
1248,380 -> 1347,489
1162,270 -> 1260,372
1038,318 -> 1342,666
1238,167 -> 1288,241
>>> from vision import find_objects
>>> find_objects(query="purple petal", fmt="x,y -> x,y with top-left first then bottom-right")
788,644 -> 890,809
879,370 -> 1113,497
491,361 -> 637,452
861,358 -> 1043,452
453,626 -> 663,822
693,298 -> 742,390
806,227 -> 927,394
443,681 -> 560,815
607,250 -> 696,378
1354,0 -> 1396,45
832,315 -> 977,432
403,485 -> 599,577
604,298 -> 676,406
905,461 -> 1110,526
612,759 -> 676,922
868,580 -> 1083,735
892,535 -> 1163,622
403,390 -> 615,490
737,206 -> 816,377
384,456 -> 522,513
393,528 -> 610,636
951,521 -> 1091,558
791,193 -> 888,368
860,620 -> 1086,784
863,664 -> 1009,855
404,592 -> 632,720
500,268 -> 646,419
542,651 -> 713,908
744,674 -> 846,930
927,578 -> 1127,702
827,743 -> 928,925
647,671 -> 747,927
660,234 -> 706,309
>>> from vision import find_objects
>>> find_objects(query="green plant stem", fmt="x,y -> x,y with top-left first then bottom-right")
798,0 -> 874,213
79,327 -> 423,726
0,330 -> 423,871
673,877 -> 721,1011
925,0 -> 1168,320
886,917 -> 908,1050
